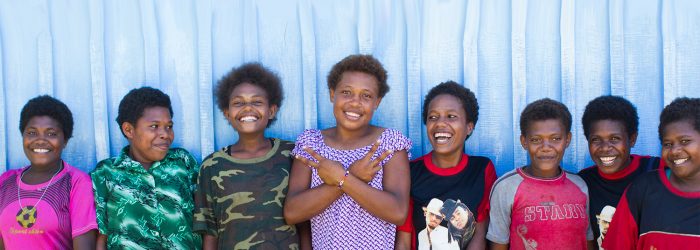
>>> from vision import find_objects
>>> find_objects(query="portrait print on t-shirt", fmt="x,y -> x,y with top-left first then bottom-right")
596,205 -> 615,249
418,198 -> 476,250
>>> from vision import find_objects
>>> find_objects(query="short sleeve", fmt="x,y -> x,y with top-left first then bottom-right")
291,129 -> 320,164
90,160 -> 110,235
193,153 -> 218,236
396,198 -> 414,233
486,172 -> 520,244
378,129 -> 413,166
601,189 -> 639,249
477,160 -> 498,222
69,168 -> 98,237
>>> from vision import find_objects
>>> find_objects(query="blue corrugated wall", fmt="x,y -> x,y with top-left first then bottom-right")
1,0 -> 699,176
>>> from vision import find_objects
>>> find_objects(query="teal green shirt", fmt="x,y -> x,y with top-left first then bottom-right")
91,146 -> 202,250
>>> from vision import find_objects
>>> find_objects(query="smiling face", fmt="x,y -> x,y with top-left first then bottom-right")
426,94 -> 474,157
224,82 -> 278,135
587,119 -> 637,175
329,71 -> 382,132
661,120 -> 700,182
123,106 -> 174,167
521,119 -> 572,177
22,116 -> 67,169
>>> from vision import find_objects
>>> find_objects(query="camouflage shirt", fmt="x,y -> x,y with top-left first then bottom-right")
91,146 -> 202,250
193,138 -> 299,249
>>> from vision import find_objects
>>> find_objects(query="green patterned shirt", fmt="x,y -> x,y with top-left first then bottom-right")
193,138 -> 299,249
91,146 -> 202,250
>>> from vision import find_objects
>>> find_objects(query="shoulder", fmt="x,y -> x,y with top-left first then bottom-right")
63,163 -> 91,180
577,165 -> 597,177
491,169 -> 523,193
276,138 -> 296,151
201,148 -> 228,170
0,168 -> 20,183
565,172 -> 589,193
626,170 -> 659,196
468,155 -> 493,168
294,129 -> 322,146
167,147 -> 198,164
379,128 -> 412,150
92,157 -> 118,173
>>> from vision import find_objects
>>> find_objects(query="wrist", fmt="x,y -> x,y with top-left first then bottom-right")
337,170 -> 350,189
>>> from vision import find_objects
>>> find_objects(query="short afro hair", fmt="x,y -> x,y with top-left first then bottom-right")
116,87 -> 173,137
422,81 -> 479,139
519,98 -> 572,136
582,95 -> 639,139
19,95 -> 74,140
327,54 -> 389,98
658,97 -> 700,141
215,63 -> 283,127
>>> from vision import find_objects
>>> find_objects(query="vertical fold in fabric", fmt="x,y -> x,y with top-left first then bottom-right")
196,0 -> 215,156
89,0 -> 110,162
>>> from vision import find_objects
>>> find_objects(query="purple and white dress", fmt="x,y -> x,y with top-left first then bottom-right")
292,128 -> 412,250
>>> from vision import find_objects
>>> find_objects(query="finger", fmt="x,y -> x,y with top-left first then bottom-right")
295,155 -> 319,168
302,146 -> 324,162
363,140 -> 382,161
370,149 -> 393,170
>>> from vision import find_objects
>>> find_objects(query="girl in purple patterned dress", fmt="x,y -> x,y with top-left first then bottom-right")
284,54 -> 412,249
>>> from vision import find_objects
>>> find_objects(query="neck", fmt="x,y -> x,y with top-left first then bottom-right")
525,165 -> 561,179
232,133 -> 271,154
670,174 -> 700,193
128,148 -> 154,170
335,125 -> 374,141
431,150 -> 463,169
29,160 -> 63,174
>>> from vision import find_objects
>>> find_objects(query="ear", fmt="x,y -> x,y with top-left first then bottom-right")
565,132 -> 572,147
520,134 -> 528,150
268,105 -> 279,120
329,89 -> 336,103
465,122 -> 475,137
121,122 -> 135,140
374,97 -> 383,110
629,132 -> 638,148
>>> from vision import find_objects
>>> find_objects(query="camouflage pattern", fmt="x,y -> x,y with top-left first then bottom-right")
193,138 -> 299,249
91,147 -> 202,250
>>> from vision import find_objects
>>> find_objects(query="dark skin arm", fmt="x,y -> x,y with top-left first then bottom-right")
587,240 -> 596,250
395,231 -> 411,250
298,221 -> 312,250
466,221 -> 488,250
96,233 -> 107,250
0,233 -> 4,250
202,235 -> 217,250
284,141 -> 400,224
490,242 -> 509,250
73,229 -> 97,250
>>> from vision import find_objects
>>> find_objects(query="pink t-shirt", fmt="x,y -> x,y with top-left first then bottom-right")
486,168 -> 593,250
0,162 -> 98,249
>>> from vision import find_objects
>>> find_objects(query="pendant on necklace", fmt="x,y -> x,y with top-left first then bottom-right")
16,205 -> 38,228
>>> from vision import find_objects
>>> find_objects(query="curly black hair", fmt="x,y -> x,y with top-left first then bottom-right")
327,54 -> 389,98
519,98 -> 572,136
581,95 -> 639,139
116,87 -> 173,137
215,62 -> 283,127
19,95 -> 74,140
658,97 -> 700,141
422,81 -> 479,139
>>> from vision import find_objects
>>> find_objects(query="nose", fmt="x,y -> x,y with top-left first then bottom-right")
670,143 -> 683,155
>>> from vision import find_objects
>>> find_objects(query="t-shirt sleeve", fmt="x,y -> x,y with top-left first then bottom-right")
90,162 -> 110,235
291,129 -> 316,163
69,169 -> 99,238
601,189 -> 638,249
193,155 -> 218,236
486,174 -> 519,244
378,129 -> 413,166
477,160 -> 498,222
396,198 -> 415,232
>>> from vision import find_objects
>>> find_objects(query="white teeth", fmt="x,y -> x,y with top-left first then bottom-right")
33,149 -> 50,153
600,156 -> 616,166
674,158 -> 688,165
239,116 -> 258,122
345,112 -> 361,118
434,133 -> 453,144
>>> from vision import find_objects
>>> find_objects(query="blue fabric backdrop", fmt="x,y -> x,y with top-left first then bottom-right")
1,0 -> 699,176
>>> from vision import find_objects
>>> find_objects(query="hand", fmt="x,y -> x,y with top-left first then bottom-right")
348,140 -> 393,183
295,146 -> 346,186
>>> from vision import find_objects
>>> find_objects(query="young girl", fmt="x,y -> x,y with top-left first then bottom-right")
0,96 -> 97,249
603,97 -> 700,249
284,54 -> 412,249
577,95 -> 660,249
91,87 -> 201,249
396,81 -> 497,250
193,63 -> 306,249
487,98 -> 594,250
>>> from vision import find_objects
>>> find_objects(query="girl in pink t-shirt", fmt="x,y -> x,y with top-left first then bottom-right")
0,96 -> 97,249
